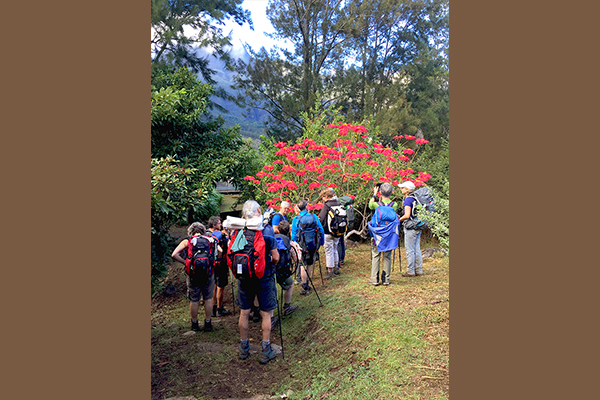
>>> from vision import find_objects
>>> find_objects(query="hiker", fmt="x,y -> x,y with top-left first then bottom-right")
398,181 -> 423,277
271,201 -> 290,234
318,188 -> 343,279
336,194 -> 355,268
367,183 -> 400,286
273,220 -> 299,321
171,222 -> 218,332
291,199 -> 325,295
207,216 -> 232,317
228,200 -> 280,364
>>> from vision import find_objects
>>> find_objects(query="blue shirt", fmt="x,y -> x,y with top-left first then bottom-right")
261,224 -> 278,277
291,210 -> 325,244
404,197 -> 417,217
271,213 -> 287,227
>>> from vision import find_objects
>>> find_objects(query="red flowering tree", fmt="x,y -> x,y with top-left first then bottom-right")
243,111 -> 432,237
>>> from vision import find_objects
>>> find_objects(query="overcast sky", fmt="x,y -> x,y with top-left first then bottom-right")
221,0 -> 293,58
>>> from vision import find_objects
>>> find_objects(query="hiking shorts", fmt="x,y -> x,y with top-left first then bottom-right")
278,276 -> 294,291
186,274 -> 215,303
236,275 -> 277,312
302,248 -> 317,266
214,260 -> 229,288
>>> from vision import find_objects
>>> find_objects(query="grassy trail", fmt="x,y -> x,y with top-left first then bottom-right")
151,237 -> 449,400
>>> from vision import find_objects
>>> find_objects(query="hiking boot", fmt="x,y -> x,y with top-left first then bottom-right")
402,273 -> 416,278
217,307 -> 232,317
191,321 -> 201,332
383,281 -> 392,286
203,320 -> 213,332
239,343 -> 250,360
259,345 -> 277,364
334,267 -> 341,275
271,316 -> 279,330
324,270 -> 335,280
340,261 -> 345,266
416,272 -> 423,276
300,287 -> 310,295
283,304 -> 298,316
212,304 -> 217,317
367,280 -> 380,286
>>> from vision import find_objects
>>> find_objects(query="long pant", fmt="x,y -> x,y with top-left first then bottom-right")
371,245 -> 392,284
404,228 -> 423,275
337,235 -> 346,262
323,234 -> 340,269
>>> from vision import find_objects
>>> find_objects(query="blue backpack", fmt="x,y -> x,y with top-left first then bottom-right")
298,213 -> 320,251
371,201 -> 398,227
368,202 -> 400,252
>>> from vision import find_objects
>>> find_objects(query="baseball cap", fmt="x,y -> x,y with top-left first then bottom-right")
398,181 -> 416,191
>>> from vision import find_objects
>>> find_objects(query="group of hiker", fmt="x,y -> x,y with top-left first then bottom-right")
170,181 -> 431,364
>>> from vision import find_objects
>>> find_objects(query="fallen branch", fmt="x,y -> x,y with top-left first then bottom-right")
410,365 -> 446,371
422,376 -> 443,380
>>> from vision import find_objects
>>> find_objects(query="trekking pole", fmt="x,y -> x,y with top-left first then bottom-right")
392,248 -> 395,273
303,261 -> 323,307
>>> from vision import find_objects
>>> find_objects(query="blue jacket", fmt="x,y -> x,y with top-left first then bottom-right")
291,210 -> 325,245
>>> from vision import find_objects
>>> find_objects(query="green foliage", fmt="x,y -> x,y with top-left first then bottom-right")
151,0 -> 252,83
411,140 -> 449,250
150,67 -> 263,294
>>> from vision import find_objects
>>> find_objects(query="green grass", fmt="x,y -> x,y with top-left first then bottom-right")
151,241 -> 449,399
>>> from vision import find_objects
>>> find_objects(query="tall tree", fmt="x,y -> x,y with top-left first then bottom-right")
151,0 -> 252,84
235,0 -> 356,142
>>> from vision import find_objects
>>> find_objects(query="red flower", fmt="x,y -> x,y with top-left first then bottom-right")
365,160 -> 379,167
308,182 -> 321,190
244,175 -> 255,181
404,135 -> 416,140
273,159 -> 284,164
415,139 -> 430,145
393,135 -> 403,139
403,149 -> 415,155
274,142 -> 288,148
264,165 -> 275,171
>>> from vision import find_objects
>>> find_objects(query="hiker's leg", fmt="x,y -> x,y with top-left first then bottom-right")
404,228 -> 417,275
239,309 -> 250,340
415,231 -> 423,275
332,237 -> 340,267
382,250 -> 392,284
186,275 -> 202,321
370,244 -> 381,283
202,275 -> 215,321
257,277 -> 278,342
215,285 -> 223,308
338,236 -> 346,264
323,234 -> 335,270
301,263 -> 312,285
190,301 -> 199,322
284,286 -> 293,303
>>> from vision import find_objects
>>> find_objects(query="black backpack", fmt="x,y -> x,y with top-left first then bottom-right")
326,202 -> 348,238
274,234 -> 295,285
184,235 -> 218,284
263,208 -> 283,226
338,195 -> 355,229
298,213 -> 320,251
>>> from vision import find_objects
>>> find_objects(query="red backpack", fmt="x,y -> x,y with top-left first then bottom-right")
226,229 -> 266,279
185,235 -> 218,283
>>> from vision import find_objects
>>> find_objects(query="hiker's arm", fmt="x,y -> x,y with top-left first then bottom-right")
399,205 -> 412,222
171,240 -> 188,264
271,248 -> 280,265
290,218 -> 298,242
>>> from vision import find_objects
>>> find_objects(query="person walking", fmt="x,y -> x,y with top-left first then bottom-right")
318,188 -> 342,279
171,222 -> 218,332
207,216 -> 232,317
291,199 -> 325,295
228,200 -> 281,364
367,183 -> 399,286
398,181 -> 423,277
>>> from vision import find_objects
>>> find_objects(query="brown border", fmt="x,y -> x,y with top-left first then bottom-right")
450,1 -> 597,399
4,1 -> 149,398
